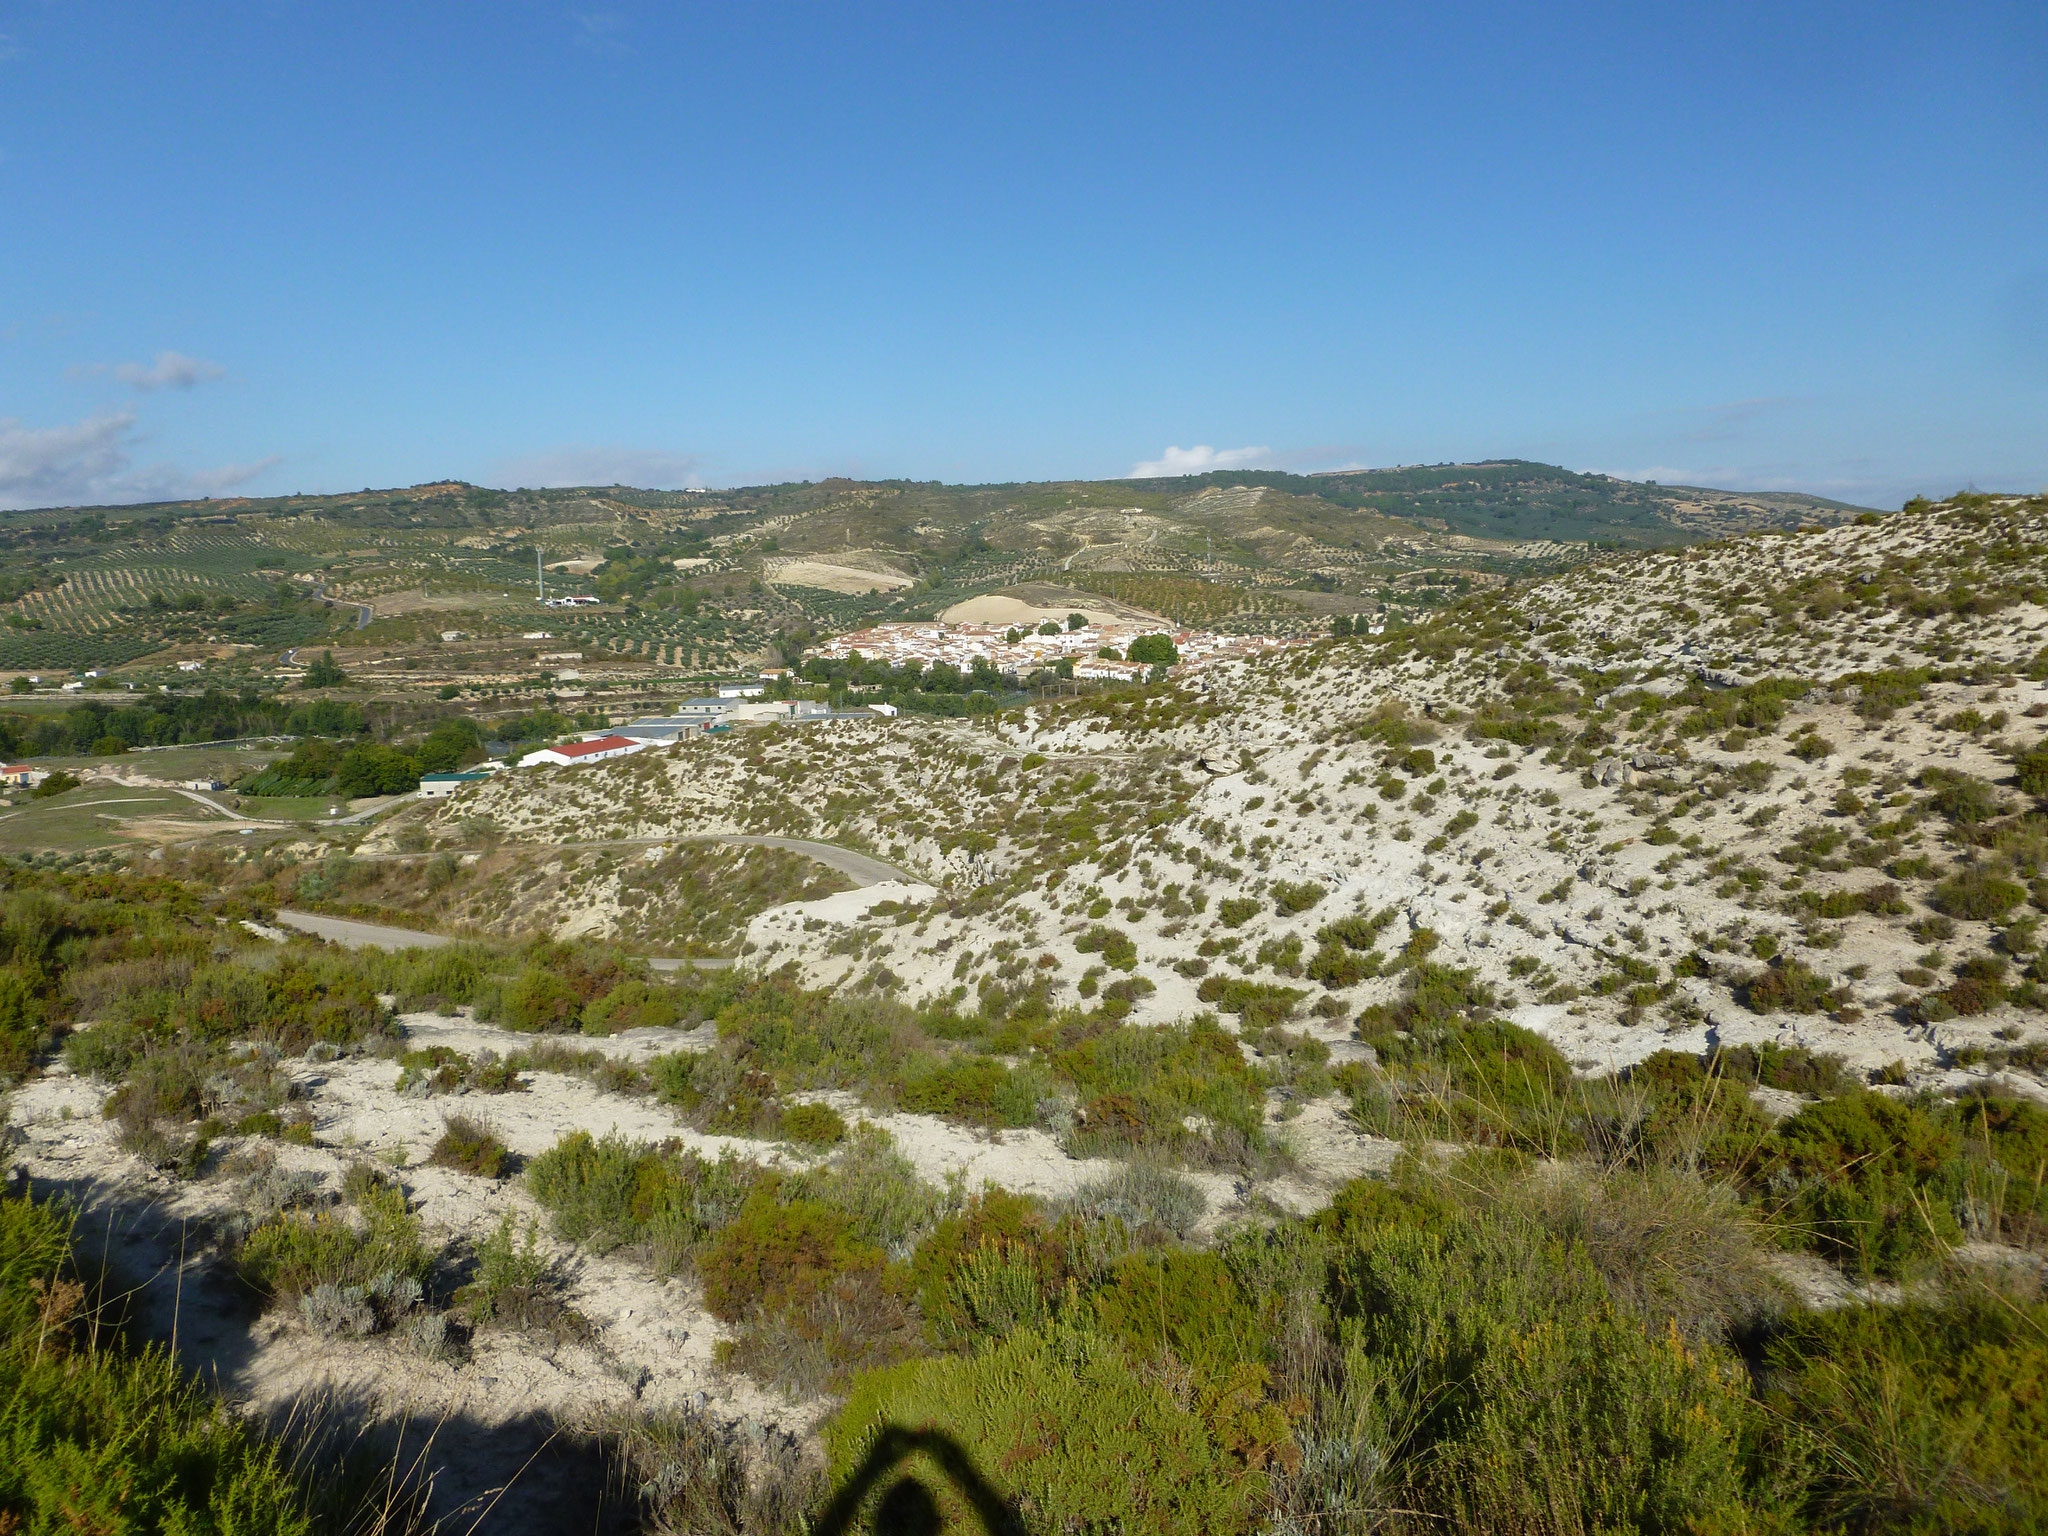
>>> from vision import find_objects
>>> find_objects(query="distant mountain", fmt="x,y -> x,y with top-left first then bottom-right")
10,460 -> 1876,553
1129,460 -> 1875,545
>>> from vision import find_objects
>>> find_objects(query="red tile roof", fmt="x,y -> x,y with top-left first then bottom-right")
552,735 -> 636,758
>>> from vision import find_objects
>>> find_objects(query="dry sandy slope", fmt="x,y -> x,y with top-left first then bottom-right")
4,975 -> 1402,1526
406,497 -> 2048,1101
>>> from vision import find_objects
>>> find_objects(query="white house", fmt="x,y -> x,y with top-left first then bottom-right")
717,680 -> 767,698
418,771 -> 492,798
176,660 -> 205,672
0,765 -> 49,787
1072,658 -> 1151,682
517,734 -> 645,769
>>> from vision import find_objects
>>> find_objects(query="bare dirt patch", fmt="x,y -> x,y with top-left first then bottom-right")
764,555 -> 915,594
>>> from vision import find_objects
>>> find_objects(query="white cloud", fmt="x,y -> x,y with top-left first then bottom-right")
71,351 -> 228,391
0,411 -> 275,510
489,445 -> 703,490
112,350 -> 226,391
1127,444 -> 1275,478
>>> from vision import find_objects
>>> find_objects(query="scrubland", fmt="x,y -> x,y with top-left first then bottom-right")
6,493 -> 2048,1533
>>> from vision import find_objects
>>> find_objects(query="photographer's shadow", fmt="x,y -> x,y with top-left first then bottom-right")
813,1425 -> 1026,1536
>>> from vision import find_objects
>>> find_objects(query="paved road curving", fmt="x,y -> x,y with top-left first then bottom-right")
692,834 -> 910,887
272,909 -> 733,970
270,834 -> 915,967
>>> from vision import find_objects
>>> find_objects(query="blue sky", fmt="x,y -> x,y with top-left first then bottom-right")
2,1 -> 2043,510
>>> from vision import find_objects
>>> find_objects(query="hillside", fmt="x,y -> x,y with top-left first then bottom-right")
391,492 -> 2048,1088
0,464 -> 1876,691
5,491 -> 2043,1536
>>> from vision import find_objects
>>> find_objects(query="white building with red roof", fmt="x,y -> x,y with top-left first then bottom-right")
516,734 -> 646,769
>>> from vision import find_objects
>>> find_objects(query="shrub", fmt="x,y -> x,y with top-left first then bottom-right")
527,1130 -> 766,1267
1090,1249 -> 1258,1369
1742,958 -> 1846,1015
897,1053 -> 1045,1129
1321,1214 -> 1761,1532
2014,743 -> 2048,797
581,978 -> 685,1034
1196,974 -> 1307,1026
1930,866 -> 2027,922
1765,1091 -> 1962,1276
429,1113 -> 509,1178
1306,941 -> 1381,988
1270,881 -> 1326,915
1922,768 -> 2005,825
1763,1284 -> 2048,1532
233,1171 -> 431,1306
779,1102 -> 848,1146
696,1191 -> 881,1323
1793,881 -> 1907,920
1317,909 -> 1396,951
1075,924 -> 1138,971
828,1322 -> 1289,1536
496,965 -> 582,1031
1216,897 -> 1260,929
0,1192 -> 365,1533
792,1126 -> 947,1253
1067,1163 -> 1207,1239
458,1212 -> 566,1330
601,1401 -> 824,1535
908,1189 -> 1066,1348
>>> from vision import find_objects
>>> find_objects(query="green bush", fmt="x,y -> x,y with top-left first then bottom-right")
1320,1215 -> 1762,1533
0,1194 -> 348,1534
828,1321 -> 1291,1536
778,1102 -> 848,1146
232,1172 -> 430,1305
1742,957 -> 1847,1015
1763,1284 -> 2048,1532
1306,941 -> 1381,988
1216,897 -> 1260,929
457,1213 -> 565,1331
1930,865 -> 2027,922
1058,1018 -> 1265,1162
428,1114 -> 508,1178
897,1053 -> 1044,1128
581,978 -> 683,1034
1195,974 -> 1307,1026
1074,924 -> 1138,971
526,1130 -> 765,1267
0,964 -> 48,1078
1922,768 -> 2005,824
1090,1250 -> 1259,1369
2014,743 -> 2048,798
1317,909 -> 1396,951
494,965 -> 582,1031
1765,1091 -> 1962,1276
696,1191 -> 881,1323
1270,881 -> 1326,915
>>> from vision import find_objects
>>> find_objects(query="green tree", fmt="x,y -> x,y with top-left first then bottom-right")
335,743 -> 420,797
1127,634 -> 1178,666
302,650 -> 346,688
1067,613 -> 1087,631
415,718 -> 483,773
